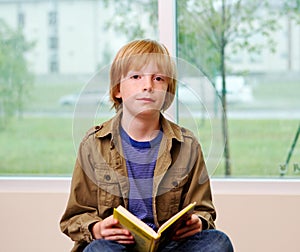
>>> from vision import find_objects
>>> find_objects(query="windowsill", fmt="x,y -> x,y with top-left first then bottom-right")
0,177 -> 71,193
211,178 -> 300,195
1,177 -> 300,195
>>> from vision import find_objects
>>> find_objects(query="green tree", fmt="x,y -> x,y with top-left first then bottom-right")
178,0 -> 280,175
102,0 -> 158,40
282,0 -> 300,23
0,19 -> 34,130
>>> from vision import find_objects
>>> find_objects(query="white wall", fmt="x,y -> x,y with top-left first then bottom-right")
1,178 -> 300,252
212,179 -> 300,252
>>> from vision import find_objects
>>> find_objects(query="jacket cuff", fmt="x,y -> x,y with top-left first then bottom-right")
198,216 -> 208,230
81,219 -> 101,242
197,214 -> 215,230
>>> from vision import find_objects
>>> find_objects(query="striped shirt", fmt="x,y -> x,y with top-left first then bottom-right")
120,126 -> 162,230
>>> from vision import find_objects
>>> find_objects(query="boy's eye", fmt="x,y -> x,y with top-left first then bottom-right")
154,76 -> 165,82
131,74 -> 141,79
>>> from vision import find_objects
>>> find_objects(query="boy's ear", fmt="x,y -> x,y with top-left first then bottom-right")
115,92 -> 121,99
113,84 -> 121,99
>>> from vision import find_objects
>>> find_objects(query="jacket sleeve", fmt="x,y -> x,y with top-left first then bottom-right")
60,141 -> 101,244
182,141 -> 216,230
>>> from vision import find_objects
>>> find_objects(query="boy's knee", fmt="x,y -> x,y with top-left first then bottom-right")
207,229 -> 234,251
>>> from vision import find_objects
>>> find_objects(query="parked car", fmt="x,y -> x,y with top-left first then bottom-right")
176,75 -> 253,106
59,91 -> 109,106
215,75 -> 253,103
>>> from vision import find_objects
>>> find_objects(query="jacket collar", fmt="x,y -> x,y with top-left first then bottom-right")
95,108 -> 184,143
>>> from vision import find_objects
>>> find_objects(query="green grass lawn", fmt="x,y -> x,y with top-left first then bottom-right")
222,119 -> 299,178
0,117 -> 76,176
1,76 -> 299,178
0,116 -> 299,178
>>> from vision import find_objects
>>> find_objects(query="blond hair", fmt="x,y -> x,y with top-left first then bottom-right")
110,39 -> 177,111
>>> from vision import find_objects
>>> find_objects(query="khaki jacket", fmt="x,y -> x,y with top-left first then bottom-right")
60,110 -> 216,252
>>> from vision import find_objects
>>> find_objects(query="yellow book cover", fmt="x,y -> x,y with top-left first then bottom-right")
113,202 -> 196,252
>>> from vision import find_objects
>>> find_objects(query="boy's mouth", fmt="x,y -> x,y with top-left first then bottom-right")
137,97 -> 155,102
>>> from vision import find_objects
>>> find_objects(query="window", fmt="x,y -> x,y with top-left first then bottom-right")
0,0 -> 299,178
49,36 -> 58,49
18,12 -> 25,28
0,0 -> 158,176
176,0 -> 300,178
48,11 -> 57,26
49,60 -> 59,73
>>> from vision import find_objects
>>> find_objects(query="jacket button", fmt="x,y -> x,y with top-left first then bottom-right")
105,175 -> 111,181
172,181 -> 178,187
95,125 -> 103,130
110,142 -> 115,150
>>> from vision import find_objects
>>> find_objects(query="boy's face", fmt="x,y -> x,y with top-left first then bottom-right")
115,62 -> 168,117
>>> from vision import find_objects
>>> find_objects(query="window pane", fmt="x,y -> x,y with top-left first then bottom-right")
176,0 -> 300,178
0,0 -> 158,176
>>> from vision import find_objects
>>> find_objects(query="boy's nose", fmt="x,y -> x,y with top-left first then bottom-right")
142,75 -> 154,91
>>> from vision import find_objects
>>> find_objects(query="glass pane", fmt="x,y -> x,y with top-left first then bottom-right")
176,0 -> 300,178
0,0 -> 158,176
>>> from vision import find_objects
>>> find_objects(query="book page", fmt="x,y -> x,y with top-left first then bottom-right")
114,206 -> 159,238
157,202 -> 196,234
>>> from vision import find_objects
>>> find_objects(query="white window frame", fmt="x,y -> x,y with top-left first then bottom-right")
158,0 -> 176,57
0,0 -> 298,191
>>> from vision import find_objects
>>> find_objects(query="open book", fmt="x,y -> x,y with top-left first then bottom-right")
113,202 -> 196,252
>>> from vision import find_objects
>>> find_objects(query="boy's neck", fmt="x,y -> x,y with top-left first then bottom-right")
121,112 -> 161,142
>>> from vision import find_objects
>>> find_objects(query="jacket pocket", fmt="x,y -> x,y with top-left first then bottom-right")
157,165 -> 189,195
94,163 -> 122,208
156,170 -> 189,220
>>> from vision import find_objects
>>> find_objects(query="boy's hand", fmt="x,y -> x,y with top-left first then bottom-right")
92,215 -> 135,244
173,214 -> 202,240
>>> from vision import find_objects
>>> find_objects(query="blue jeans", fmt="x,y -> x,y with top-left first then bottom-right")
83,229 -> 234,252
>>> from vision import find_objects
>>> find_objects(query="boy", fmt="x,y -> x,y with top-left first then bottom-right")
60,39 -> 233,252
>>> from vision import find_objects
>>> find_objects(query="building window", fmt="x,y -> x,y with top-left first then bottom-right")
48,11 -> 57,25
18,12 -> 25,28
49,36 -> 58,49
50,60 -> 59,73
